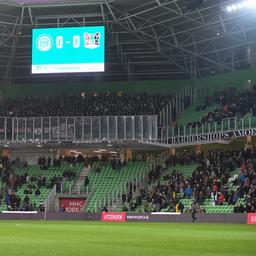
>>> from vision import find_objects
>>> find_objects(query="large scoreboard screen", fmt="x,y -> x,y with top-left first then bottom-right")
32,26 -> 105,74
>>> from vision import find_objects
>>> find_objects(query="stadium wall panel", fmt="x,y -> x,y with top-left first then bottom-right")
0,212 -> 101,221
126,213 -> 247,224
1,68 -> 256,98
0,212 -> 247,224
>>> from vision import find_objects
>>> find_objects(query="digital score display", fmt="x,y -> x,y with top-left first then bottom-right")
32,26 -> 105,74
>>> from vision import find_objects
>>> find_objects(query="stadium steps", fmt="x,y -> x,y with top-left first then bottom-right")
71,166 -> 90,194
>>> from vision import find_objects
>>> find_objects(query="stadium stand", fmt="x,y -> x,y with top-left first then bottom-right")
0,156 -> 83,212
1,81 -> 256,215
177,105 -> 217,128
121,149 -> 256,214
178,85 -> 256,129
1,147 -> 256,214
0,93 -> 173,117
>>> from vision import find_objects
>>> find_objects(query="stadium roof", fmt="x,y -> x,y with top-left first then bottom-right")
0,0 -> 256,84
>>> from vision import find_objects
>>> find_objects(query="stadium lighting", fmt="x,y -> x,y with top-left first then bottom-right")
226,0 -> 256,12
227,6 -> 232,12
232,4 -> 237,10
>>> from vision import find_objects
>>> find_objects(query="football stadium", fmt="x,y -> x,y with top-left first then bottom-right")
0,0 -> 256,255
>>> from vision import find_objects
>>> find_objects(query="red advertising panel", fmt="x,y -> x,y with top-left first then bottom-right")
59,198 -> 86,212
247,213 -> 256,224
101,212 -> 126,222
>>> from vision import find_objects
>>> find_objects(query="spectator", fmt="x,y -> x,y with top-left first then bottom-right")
218,193 -> 225,205
35,188 -> 41,199
84,176 -> 89,187
38,203 -> 45,212
101,206 -> 108,212
184,185 -> 193,198
24,195 -> 29,204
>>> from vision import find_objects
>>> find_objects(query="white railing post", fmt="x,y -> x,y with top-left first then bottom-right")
43,184 -> 57,212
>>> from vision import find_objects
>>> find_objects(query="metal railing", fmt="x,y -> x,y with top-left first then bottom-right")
44,184 -> 57,211
59,182 -> 92,197
158,87 -> 195,131
157,115 -> 256,146
0,115 -> 158,143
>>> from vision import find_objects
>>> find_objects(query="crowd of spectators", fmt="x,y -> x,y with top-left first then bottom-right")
165,151 -> 202,167
187,85 -> 256,128
111,159 -> 127,170
1,153 -> 123,211
121,148 -> 256,213
2,146 -> 256,214
0,155 -> 82,211
0,93 -> 172,117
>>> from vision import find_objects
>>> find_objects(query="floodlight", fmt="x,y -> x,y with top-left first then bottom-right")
227,6 -> 233,12
226,0 -> 256,12
232,4 -> 237,10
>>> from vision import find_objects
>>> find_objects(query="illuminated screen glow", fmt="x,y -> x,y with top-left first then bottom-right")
14,0 -> 85,4
32,26 -> 105,74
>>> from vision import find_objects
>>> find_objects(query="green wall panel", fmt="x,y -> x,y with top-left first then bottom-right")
0,68 -> 255,98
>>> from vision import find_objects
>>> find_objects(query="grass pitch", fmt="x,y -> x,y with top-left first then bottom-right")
0,221 -> 255,256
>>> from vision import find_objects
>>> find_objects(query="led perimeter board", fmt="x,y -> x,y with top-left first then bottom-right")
32,26 -> 105,74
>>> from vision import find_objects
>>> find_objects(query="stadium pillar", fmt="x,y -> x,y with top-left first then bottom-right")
2,149 -> 10,157
195,144 -> 202,154
168,148 -> 176,156
55,149 -> 61,158
125,149 -> 132,161
245,136 -> 252,150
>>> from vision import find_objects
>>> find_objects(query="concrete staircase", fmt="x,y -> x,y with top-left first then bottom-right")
71,167 -> 90,195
